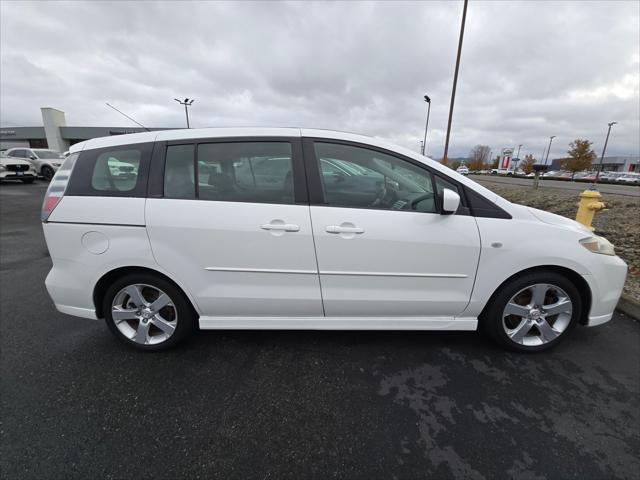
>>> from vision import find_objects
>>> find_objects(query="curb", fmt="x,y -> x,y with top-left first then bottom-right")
616,294 -> 640,320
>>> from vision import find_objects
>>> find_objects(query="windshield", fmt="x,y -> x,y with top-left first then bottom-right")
34,150 -> 63,159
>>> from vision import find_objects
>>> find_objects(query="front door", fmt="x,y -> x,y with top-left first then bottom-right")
306,140 -> 481,317
146,139 -> 323,317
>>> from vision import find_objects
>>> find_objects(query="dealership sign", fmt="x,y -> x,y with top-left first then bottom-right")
500,148 -> 514,170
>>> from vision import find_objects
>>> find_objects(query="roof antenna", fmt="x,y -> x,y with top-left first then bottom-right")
105,103 -> 150,131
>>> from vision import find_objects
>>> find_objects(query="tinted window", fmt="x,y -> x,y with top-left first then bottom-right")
10,149 -> 26,158
196,142 -> 294,204
164,144 -> 195,199
314,143 -> 437,213
91,149 -> 141,192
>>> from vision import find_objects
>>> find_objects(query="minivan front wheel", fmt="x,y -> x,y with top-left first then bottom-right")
103,273 -> 195,351
483,271 -> 581,352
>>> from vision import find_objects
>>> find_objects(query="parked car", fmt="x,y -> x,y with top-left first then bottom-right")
456,165 -> 469,175
41,128 -> 627,353
5,147 -> 64,180
618,173 -> 640,185
0,156 -> 38,183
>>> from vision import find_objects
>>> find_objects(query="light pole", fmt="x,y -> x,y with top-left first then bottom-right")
544,135 -> 556,165
421,95 -> 431,155
174,98 -> 194,128
594,122 -> 617,183
442,0 -> 468,164
513,144 -> 523,171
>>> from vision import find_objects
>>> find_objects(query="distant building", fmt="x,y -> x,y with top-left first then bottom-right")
0,108 -> 177,152
550,155 -> 639,172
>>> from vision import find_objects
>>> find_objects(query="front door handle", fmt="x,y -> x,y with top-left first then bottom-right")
326,225 -> 364,234
261,222 -> 300,232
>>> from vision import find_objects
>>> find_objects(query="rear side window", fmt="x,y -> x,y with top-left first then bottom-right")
66,142 -> 152,197
197,142 -> 294,203
164,144 -> 195,199
160,142 -> 294,204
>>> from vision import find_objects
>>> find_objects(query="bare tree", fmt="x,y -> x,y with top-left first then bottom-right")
468,145 -> 491,170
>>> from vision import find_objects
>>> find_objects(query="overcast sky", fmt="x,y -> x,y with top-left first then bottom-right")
1,1 -> 638,160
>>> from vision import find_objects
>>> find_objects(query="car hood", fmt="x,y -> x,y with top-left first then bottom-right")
527,206 -> 592,235
0,157 -> 32,166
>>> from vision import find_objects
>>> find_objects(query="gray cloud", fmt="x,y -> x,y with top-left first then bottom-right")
1,0 -> 638,160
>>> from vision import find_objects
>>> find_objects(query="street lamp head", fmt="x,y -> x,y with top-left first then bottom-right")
424,95 -> 431,103
174,98 -> 181,103
184,98 -> 189,103
189,99 -> 195,105
609,121 -> 617,127
550,135 -> 556,140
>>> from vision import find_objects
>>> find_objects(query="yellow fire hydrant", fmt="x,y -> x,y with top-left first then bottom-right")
576,189 -> 606,230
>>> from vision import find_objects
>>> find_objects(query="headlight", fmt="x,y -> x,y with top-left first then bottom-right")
0,165 -> 5,171
579,236 -> 615,256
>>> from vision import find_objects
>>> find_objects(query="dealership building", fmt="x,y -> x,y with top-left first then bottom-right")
0,108 -> 176,153
549,155 -> 639,173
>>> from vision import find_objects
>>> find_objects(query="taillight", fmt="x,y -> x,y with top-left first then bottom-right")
41,153 -> 77,222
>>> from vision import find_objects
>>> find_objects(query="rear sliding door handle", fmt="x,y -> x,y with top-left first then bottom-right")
326,225 -> 365,234
260,223 -> 300,232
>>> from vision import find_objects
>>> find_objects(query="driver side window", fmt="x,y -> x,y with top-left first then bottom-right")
314,142 -> 437,213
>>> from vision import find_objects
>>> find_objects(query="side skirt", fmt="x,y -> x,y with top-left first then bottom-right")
198,316 -> 478,330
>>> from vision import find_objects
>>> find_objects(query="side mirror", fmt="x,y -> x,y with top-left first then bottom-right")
441,188 -> 460,215
29,155 -> 37,160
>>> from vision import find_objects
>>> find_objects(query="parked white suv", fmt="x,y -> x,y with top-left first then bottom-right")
5,148 -> 64,180
1,155 -> 38,183
41,128 -> 627,352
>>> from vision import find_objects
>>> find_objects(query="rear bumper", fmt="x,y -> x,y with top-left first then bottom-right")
583,254 -> 628,327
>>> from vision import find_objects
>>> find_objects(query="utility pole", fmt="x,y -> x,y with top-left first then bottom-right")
174,98 -> 195,128
594,122 -> 617,183
442,0 -> 468,165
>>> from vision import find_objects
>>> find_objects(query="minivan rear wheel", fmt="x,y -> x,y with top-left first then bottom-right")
482,271 -> 581,352
103,273 -> 196,351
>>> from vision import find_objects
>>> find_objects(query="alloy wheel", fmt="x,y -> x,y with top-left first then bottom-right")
502,283 -> 573,347
111,283 -> 178,345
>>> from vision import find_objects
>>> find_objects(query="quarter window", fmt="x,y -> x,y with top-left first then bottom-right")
91,149 -> 141,192
314,142 -> 437,213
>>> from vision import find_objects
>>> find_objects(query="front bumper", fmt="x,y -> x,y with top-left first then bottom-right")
0,171 -> 36,180
582,254 -> 628,326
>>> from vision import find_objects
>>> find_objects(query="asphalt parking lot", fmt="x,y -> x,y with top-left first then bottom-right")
1,181 -> 639,480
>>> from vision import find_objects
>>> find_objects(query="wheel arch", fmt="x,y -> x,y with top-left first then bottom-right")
479,265 -> 592,325
93,266 -> 199,319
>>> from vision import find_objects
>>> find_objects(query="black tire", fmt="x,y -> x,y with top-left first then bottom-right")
41,165 -> 55,181
481,271 -> 582,352
103,272 -> 196,351
21,178 -> 35,184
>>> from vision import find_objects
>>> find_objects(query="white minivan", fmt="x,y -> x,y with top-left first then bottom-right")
42,128 -> 627,352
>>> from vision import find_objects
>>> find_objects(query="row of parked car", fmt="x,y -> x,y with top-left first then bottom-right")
539,170 -> 640,185
0,147 -> 68,183
467,167 -> 639,185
